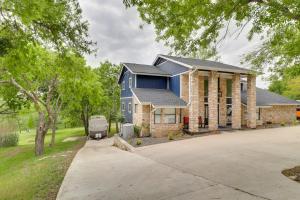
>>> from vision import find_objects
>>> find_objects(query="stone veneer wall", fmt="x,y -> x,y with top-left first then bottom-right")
247,75 -> 256,128
180,73 -> 189,118
132,96 -> 150,136
232,74 -> 241,129
219,78 -> 227,126
260,105 -> 297,124
198,75 -> 205,120
241,104 -> 297,126
208,71 -> 218,130
150,108 -> 183,137
189,71 -> 199,132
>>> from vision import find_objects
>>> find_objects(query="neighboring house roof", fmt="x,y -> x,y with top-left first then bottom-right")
123,63 -> 171,76
155,54 -> 251,74
241,88 -> 300,106
132,88 -> 187,108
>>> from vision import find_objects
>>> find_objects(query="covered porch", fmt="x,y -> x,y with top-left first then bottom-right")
182,69 -> 256,133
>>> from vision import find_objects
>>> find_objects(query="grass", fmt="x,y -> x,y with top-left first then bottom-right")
0,127 -> 86,200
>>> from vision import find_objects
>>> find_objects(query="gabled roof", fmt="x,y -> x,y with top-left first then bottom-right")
154,54 -> 251,74
241,88 -> 300,106
132,88 -> 187,108
123,63 -> 171,76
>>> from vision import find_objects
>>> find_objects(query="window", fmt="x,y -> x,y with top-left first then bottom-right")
122,81 -> 125,90
134,104 -> 138,113
204,79 -> 208,97
121,102 -> 125,112
128,102 -> 132,113
226,79 -> 232,97
163,108 -> 176,124
129,77 -> 132,88
154,109 -> 161,124
256,108 -> 261,120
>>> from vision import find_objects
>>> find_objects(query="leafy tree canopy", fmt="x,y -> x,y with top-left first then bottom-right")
0,0 -> 94,54
124,0 -> 300,75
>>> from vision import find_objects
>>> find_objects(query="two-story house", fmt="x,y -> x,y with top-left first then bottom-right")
118,54 -> 300,137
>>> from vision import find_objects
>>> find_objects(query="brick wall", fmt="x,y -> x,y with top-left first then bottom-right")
261,105 -> 297,124
232,73 -> 241,129
132,96 -> 151,136
150,108 -> 183,137
219,78 -> 227,126
208,71 -> 218,130
180,73 -> 189,118
242,104 -> 297,126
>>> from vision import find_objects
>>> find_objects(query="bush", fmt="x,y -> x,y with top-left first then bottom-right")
168,132 -> 174,140
281,122 -> 286,126
0,133 -> 19,147
134,125 -> 141,137
136,139 -> 142,146
292,119 -> 299,126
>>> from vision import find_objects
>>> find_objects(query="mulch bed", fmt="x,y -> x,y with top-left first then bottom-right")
282,166 -> 300,183
127,132 -> 219,147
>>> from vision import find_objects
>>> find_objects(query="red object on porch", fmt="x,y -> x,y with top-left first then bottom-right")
183,116 -> 189,125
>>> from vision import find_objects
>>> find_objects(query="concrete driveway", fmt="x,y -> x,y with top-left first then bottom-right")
57,126 -> 300,200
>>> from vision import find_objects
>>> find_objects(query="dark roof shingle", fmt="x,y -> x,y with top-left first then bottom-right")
241,88 -> 300,106
159,54 -> 250,74
123,63 -> 170,76
132,88 -> 187,107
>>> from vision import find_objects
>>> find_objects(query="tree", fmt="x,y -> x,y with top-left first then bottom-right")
0,0 -> 94,155
94,61 -> 121,133
61,67 -> 106,136
269,65 -> 300,100
0,0 -> 93,54
124,0 -> 300,74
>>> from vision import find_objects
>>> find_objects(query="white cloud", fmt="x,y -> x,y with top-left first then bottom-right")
79,0 -> 268,88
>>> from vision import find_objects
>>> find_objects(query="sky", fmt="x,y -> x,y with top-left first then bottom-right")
78,0 -> 268,88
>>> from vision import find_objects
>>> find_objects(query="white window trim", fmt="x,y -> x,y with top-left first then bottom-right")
128,102 -> 132,113
129,77 -> 132,88
121,102 -> 125,112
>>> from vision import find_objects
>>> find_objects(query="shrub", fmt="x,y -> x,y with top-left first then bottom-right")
292,119 -> 299,126
280,122 -> 286,126
0,133 -> 19,147
136,139 -> 142,146
134,125 -> 141,137
168,132 -> 174,140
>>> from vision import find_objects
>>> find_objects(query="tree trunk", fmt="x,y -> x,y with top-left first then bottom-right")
35,112 -> 48,156
81,109 -> 89,136
50,117 -> 56,147
108,116 -> 112,133
116,121 -> 119,133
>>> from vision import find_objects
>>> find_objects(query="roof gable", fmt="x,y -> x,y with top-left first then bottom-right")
154,54 -> 251,74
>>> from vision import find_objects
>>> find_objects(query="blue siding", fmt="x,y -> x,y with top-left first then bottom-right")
170,75 -> 180,97
121,98 -> 133,123
120,68 -> 135,97
156,61 -> 189,75
137,75 -> 167,89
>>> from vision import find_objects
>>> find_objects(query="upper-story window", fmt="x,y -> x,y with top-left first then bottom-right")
128,102 -> 132,113
122,81 -> 125,90
121,102 -> 125,112
129,77 -> 132,88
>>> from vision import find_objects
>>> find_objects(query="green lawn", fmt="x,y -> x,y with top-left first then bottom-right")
0,127 -> 86,200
